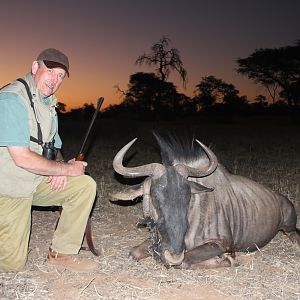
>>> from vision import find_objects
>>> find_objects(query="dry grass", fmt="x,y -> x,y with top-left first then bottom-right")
1,116 -> 299,300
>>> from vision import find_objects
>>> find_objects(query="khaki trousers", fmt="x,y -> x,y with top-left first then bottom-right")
0,175 -> 97,272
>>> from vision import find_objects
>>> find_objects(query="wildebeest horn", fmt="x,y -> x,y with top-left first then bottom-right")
184,140 -> 218,177
113,138 -> 164,178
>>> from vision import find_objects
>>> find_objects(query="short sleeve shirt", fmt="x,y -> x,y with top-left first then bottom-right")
0,91 -> 62,148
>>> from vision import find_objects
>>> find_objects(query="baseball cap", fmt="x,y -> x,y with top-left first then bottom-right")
37,48 -> 70,77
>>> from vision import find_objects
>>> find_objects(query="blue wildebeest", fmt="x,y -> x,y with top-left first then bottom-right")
110,133 -> 300,269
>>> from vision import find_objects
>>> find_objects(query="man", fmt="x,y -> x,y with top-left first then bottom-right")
0,48 -> 98,273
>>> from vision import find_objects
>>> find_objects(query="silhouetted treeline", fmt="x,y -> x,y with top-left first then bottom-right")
57,39 -> 300,121
58,88 -> 298,122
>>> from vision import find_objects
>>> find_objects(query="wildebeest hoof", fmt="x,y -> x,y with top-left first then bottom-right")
129,239 -> 152,261
129,247 -> 146,261
222,253 -> 239,267
180,261 -> 191,269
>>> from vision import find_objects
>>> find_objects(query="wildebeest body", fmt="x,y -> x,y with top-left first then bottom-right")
187,167 -> 296,251
111,133 -> 300,268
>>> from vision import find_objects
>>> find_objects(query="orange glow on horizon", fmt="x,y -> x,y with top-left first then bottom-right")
0,64 -> 262,112
1,1 -> 296,111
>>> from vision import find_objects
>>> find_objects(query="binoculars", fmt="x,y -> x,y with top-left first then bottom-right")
42,140 -> 57,160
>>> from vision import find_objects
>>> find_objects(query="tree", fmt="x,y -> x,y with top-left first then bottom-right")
69,107 -> 83,121
254,94 -> 268,108
119,72 -> 190,119
123,72 -> 162,114
82,103 -> 95,120
193,76 -> 247,112
236,40 -> 300,107
250,94 -> 268,114
193,76 -> 222,110
135,36 -> 187,88
56,102 -> 66,114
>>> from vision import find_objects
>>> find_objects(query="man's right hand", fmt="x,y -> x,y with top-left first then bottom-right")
66,159 -> 87,176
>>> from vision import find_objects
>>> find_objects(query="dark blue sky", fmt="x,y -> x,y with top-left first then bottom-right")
1,0 -> 299,109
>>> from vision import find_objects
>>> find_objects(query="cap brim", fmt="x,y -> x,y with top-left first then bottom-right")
43,60 -> 69,77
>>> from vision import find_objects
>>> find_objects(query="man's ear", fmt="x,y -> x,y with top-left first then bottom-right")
31,61 -> 39,75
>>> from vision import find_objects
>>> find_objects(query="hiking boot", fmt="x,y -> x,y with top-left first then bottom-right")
47,248 -> 98,273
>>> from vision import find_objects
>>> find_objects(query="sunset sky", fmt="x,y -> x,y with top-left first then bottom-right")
1,1 -> 299,110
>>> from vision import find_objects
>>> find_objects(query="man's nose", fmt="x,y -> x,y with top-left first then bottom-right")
50,73 -> 59,83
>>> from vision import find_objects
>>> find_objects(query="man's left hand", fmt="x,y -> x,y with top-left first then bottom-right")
47,175 -> 68,191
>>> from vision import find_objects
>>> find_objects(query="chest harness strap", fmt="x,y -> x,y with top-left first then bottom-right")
17,78 -> 43,145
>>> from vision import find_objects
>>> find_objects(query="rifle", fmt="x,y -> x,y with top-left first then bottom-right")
76,97 -> 104,160
76,97 -> 104,256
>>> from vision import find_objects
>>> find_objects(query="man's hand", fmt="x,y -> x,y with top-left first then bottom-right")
47,175 -> 68,191
66,158 -> 87,176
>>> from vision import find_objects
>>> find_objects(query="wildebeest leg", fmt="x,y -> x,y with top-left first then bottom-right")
280,198 -> 300,245
183,256 -> 233,270
282,202 -> 300,245
181,243 -> 237,269
284,228 -> 300,244
129,238 -> 152,261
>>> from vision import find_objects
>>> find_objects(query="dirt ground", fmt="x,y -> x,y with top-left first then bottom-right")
1,117 -> 299,300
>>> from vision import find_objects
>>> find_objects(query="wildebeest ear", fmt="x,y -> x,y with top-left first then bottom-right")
189,181 -> 214,194
109,183 -> 144,201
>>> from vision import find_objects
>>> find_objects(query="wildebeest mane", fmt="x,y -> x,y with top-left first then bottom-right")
152,131 -> 207,166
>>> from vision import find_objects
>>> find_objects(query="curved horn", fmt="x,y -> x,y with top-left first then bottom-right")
113,138 -> 163,178
184,140 -> 218,178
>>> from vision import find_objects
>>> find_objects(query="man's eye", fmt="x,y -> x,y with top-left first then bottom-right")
58,73 -> 65,79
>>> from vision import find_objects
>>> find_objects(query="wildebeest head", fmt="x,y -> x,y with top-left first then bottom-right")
111,133 -> 218,266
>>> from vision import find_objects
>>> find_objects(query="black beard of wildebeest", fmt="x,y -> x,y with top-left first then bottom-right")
110,131 -> 300,269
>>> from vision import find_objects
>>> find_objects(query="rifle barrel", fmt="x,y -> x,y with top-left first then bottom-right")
77,97 -> 104,157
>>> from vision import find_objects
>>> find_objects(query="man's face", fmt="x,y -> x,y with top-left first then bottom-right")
31,61 -> 66,97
